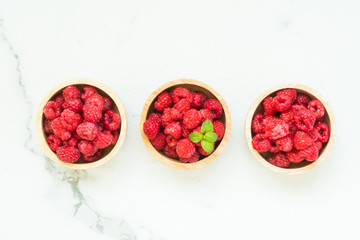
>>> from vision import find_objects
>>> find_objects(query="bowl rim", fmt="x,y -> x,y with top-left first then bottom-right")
244,83 -> 336,174
140,79 -> 231,170
36,78 -> 127,169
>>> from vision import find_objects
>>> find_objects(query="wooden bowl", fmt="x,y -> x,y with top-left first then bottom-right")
140,79 -> 231,170
245,84 -> 336,174
36,78 -> 127,169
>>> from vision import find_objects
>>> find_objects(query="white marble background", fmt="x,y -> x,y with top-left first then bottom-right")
1,0 -> 360,239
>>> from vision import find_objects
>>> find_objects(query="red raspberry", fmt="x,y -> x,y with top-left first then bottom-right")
46,134 -> 62,151
203,99 -> 223,119
269,141 -> 281,153
181,124 -> 191,138
170,98 -> 191,120
213,120 -> 225,141
277,89 -> 297,102
289,122 -> 298,136
315,140 -> 323,151
56,146 -> 80,163
76,122 -> 99,140
251,113 -> 265,134
63,99 -> 83,113
293,131 -> 314,150
93,131 -> 113,149
313,122 -> 330,143
150,132 -> 166,150
162,145 -> 178,158
308,100 -> 325,120
81,86 -> 98,101
252,134 -> 271,152
78,140 -> 98,156
199,109 -> 213,123
97,122 -> 104,132
294,108 -> 316,132
262,96 -> 276,116
43,119 -> 53,134
147,113 -> 162,123
183,109 -> 202,129
154,92 -> 173,112
53,94 -> 65,109
102,110 -> 121,130
83,149 -> 102,162
268,152 -> 290,168
280,110 -> 294,124
60,109 -> 82,131
102,96 -> 113,113
299,143 -> 318,161
197,144 -> 214,156
166,135 -> 178,148
176,138 -> 195,158
64,135 -> 79,147
111,130 -> 119,145
62,85 -> 81,101
286,149 -> 304,163
43,101 -> 62,120
191,91 -> 207,109
275,135 -> 293,152
295,93 -> 310,106
51,117 -> 72,140
164,121 -> 182,139
307,128 -> 319,142
161,108 -> 173,127
180,151 -> 200,163
192,125 -> 202,134
172,87 -> 192,104
83,104 -> 102,123
263,116 -> 289,140
143,118 -> 160,140
86,94 -> 104,110
273,95 -> 292,112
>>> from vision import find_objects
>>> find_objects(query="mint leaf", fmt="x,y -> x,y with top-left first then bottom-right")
201,140 -> 214,153
201,120 -> 213,134
189,132 -> 203,143
204,132 -> 217,143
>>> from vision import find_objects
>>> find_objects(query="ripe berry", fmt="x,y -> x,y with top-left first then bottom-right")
203,99 -> 223,119
102,110 -> 121,130
294,108 -> 316,132
166,135 -> 179,148
161,108 -> 173,127
60,109 -> 82,131
295,93 -> 310,106
172,87 -> 192,104
143,118 -> 160,140
102,96 -> 113,113
64,135 -> 79,147
313,122 -> 330,143
151,132 -> 167,150
154,92 -> 173,112
280,110 -> 294,124
171,98 -> 191,120
268,152 -> 290,168
83,149 -> 103,162
275,135 -> 293,152
308,100 -> 325,120
43,101 -> 62,120
273,95 -> 292,112
269,141 -> 281,153
43,119 -> 53,134
93,131 -> 113,149
263,116 -> 289,140
276,89 -> 297,102
262,96 -> 276,116
286,149 -> 304,163
164,121 -> 182,139
183,109 -> 202,129
293,131 -> 314,150
62,85 -> 81,101
213,120 -> 225,141
76,122 -> 99,140
191,92 -> 207,109
162,145 -> 178,158
46,134 -> 62,151
86,94 -> 104,110
78,140 -> 98,156
182,124 -> 191,138
147,113 -> 162,123
53,94 -> 65,108
81,86 -> 98,101
252,134 -> 271,152
299,143 -> 318,161
180,151 -> 200,163
176,138 -> 195,158
51,117 -> 72,140
251,113 -> 265,134
56,146 -> 80,163
199,109 -> 213,123
63,99 -> 83,113
83,104 -> 102,123
111,130 -> 119,145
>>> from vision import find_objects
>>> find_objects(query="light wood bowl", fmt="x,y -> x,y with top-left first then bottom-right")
36,78 -> 127,170
245,84 -> 336,174
140,79 -> 231,170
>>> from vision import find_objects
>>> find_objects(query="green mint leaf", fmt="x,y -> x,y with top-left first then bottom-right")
201,140 -> 214,153
189,132 -> 203,143
204,132 -> 217,143
201,120 -> 213,134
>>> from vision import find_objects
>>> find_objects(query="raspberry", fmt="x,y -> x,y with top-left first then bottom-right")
180,151 -> 200,163
111,130 -> 119,145
46,135 -> 62,151
76,122 -> 99,140
199,109 -> 213,123
252,134 -> 271,152
183,109 -> 202,129
60,109 -> 82,131
162,145 -> 178,158
154,92 -> 173,112
269,141 -> 281,153
289,122 -> 298,136
150,132 -> 166,150
263,116 -> 289,140
62,85 -> 81,101
308,128 -> 319,142
93,131 -> 113,149
203,99 -> 223,119
294,108 -> 316,132
182,124 -> 191,138
97,122 -> 104,132
83,104 -> 102,123
43,119 -> 53,134
277,89 -> 297,102
268,152 -> 290,168
143,118 -> 160,140
299,143 -> 318,161
164,121 -> 182,139
64,135 -> 79,147
213,120 -> 225,141
295,93 -> 310,106
273,95 -> 292,112
275,135 -> 293,152
85,94 -> 104,110
308,100 -> 325,120
251,113 -> 265,134
78,140 -> 98,156
191,91 -> 207,109
102,110 -> 121,130
53,94 -> 65,109
176,138 -> 195,158
166,135 -> 178,148
286,149 -> 304,163
197,144 -> 215,156
172,87 -> 192,104
192,125 -> 202,134
63,99 -> 83,113
83,149 -> 102,162
56,146 -> 80,163
147,113 -> 162,123
315,140 -> 323,151
170,98 -> 191,120
161,108 -> 173,127
81,86 -> 98,101
43,101 -> 62,120
293,131 -> 313,150
262,96 -> 276,116
51,117 -> 72,140
280,110 -> 294,124
102,96 -> 113,113
313,122 -> 330,143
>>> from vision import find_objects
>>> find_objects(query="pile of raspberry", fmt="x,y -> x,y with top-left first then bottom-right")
251,88 -> 330,168
143,87 -> 225,163
43,85 -> 121,163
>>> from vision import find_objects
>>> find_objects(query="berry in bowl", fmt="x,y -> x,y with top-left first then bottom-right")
140,79 -> 231,170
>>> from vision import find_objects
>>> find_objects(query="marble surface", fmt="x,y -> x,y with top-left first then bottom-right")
1,0 -> 360,239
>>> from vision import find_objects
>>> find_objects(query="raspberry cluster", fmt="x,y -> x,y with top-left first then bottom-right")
251,89 -> 330,168
143,87 -> 225,163
43,85 -> 121,163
